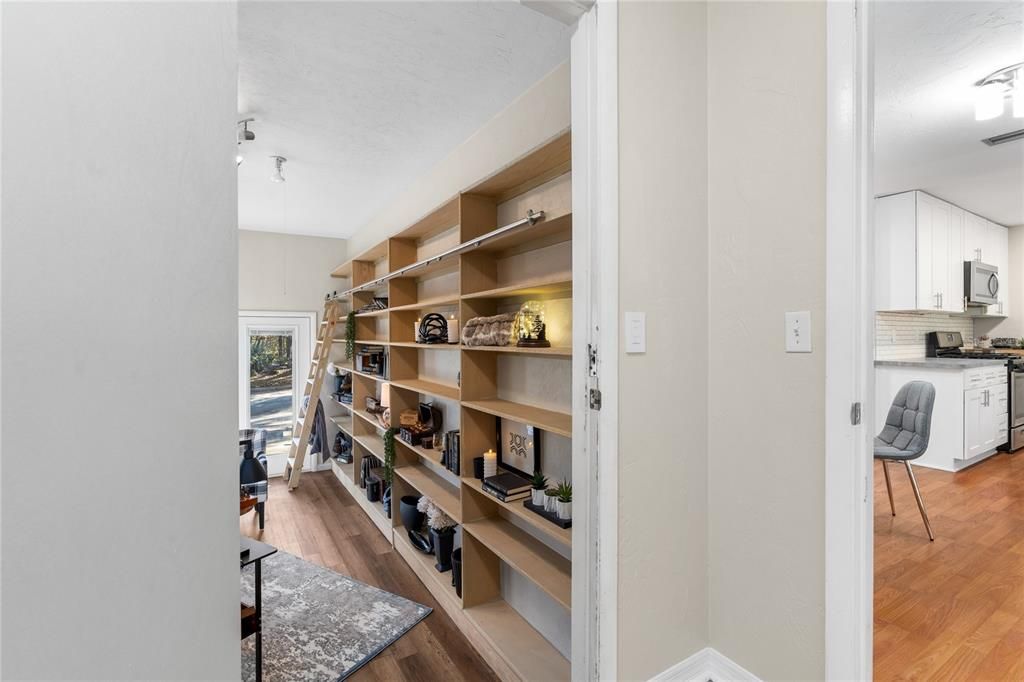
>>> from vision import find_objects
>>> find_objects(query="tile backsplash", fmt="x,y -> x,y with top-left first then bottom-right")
875,312 -> 975,360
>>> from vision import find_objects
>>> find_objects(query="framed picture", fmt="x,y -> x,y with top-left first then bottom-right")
496,417 -> 541,479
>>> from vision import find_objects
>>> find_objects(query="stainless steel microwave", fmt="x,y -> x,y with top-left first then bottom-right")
964,260 -> 1000,306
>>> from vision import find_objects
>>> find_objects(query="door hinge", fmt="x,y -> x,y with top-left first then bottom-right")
587,343 -> 599,377
589,388 -> 602,410
587,343 -> 601,410
851,401 -> 862,425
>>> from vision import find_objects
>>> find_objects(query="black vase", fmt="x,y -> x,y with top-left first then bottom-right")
399,495 -> 423,532
382,485 -> 392,518
431,527 -> 455,572
451,548 -> 463,597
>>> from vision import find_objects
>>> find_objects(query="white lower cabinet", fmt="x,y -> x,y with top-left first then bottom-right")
876,364 -> 1008,472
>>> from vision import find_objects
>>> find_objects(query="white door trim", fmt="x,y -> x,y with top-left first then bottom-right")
825,1 -> 874,679
570,1 -> 618,679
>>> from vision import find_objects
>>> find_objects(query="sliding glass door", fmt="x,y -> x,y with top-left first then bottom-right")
239,313 -> 314,477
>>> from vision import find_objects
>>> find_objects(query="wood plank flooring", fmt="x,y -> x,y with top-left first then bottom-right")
240,470 -> 498,682
874,452 -> 1024,680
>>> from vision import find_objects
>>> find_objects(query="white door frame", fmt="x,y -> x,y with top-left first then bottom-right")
238,310 -> 316,476
825,1 -> 875,679
570,1 -> 618,680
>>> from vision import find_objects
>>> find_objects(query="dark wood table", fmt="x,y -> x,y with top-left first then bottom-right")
241,536 -> 277,682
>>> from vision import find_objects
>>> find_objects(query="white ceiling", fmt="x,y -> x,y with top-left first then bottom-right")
874,1 -> 1024,226
237,2 -> 570,239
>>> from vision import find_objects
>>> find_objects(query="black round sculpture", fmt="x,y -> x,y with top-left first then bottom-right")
419,313 -> 448,344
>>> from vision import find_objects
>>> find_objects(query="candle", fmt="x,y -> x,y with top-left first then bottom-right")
483,449 -> 497,478
414,318 -> 421,343
447,315 -> 459,344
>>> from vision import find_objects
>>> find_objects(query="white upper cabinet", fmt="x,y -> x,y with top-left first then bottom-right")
876,191 -> 964,313
876,191 -> 1007,316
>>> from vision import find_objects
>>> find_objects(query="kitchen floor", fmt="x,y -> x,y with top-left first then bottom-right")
874,452 -> 1024,680
240,471 -> 498,682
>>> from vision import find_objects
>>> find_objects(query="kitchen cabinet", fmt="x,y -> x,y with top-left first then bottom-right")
877,190 -> 1009,316
876,362 -> 1008,472
876,191 -> 963,312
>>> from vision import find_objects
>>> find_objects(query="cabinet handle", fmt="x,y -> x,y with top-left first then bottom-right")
935,293 -> 941,309
940,292 -> 944,309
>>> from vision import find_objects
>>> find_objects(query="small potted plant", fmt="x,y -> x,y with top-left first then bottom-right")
544,487 -> 559,513
418,496 -> 457,572
531,471 -> 548,506
555,480 -> 572,520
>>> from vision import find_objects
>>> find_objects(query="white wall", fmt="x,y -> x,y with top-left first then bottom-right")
616,2 -> 710,678
239,229 -> 348,315
976,224 -> 1024,339
2,3 -> 240,679
347,61 -> 570,256
707,2 -> 827,678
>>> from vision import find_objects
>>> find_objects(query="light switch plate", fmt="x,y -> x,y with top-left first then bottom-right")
625,312 -> 646,353
785,311 -> 812,353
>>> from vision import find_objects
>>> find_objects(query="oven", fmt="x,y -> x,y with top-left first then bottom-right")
1012,361 -> 1024,451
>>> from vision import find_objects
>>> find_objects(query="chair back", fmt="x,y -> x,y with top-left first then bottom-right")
876,381 -> 936,457
239,428 -> 267,458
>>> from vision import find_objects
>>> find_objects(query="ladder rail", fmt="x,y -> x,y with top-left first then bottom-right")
286,300 -> 342,489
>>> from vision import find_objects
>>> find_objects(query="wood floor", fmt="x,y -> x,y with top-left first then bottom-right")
240,470 -> 498,682
874,452 -> 1024,680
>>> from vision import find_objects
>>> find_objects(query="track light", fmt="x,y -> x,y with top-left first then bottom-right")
974,63 -> 1024,121
236,118 -> 255,166
270,156 -> 287,183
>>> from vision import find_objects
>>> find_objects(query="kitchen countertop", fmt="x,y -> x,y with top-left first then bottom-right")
875,357 -> 1009,368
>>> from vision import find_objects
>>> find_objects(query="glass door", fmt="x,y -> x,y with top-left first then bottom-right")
239,313 -> 313,477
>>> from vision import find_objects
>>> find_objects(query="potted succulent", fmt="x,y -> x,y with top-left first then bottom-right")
555,480 -> 572,520
530,471 -> 548,506
418,496 -> 457,572
544,487 -> 559,513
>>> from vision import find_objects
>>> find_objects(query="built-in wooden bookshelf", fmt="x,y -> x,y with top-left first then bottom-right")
324,129 -> 572,681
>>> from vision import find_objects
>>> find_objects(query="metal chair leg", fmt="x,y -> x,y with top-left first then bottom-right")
881,459 -> 895,516
903,461 -> 934,541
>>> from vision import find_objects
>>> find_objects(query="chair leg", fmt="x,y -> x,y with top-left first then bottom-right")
903,461 -> 934,541
881,460 -> 895,516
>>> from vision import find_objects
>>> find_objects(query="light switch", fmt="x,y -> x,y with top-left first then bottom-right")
625,312 -> 646,353
785,311 -> 812,353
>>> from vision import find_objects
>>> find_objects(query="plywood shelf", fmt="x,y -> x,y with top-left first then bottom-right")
330,262 -> 352,279
389,295 -> 460,312
389,342 -> 461,351
390,378 -> 460,402
351,370 -> 387,383
354,339 -> 389,346
352,407 -> 387,432
464,600 -> 569,682
461,276 -> 572,301
354,308 -> 389,318
329,415 -> 353,436
396,464 -> 462,523
463,518 -> 571,610
465,129 -> 571,203
462,477 -> 571,548
353,434 -> 385,461
330,458 -> 355,484
394,529 -> 461,610
462,398 -> 571,438
329,397 -> 353,412
462,345 -> 571,357
473,211 -> 572,255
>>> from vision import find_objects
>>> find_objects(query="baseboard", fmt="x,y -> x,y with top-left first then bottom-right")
650,647 -> 760,682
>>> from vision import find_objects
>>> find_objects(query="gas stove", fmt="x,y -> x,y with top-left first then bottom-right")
926,331 -> 1018,361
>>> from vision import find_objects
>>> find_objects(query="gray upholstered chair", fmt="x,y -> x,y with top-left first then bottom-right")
875,380 -> 936,541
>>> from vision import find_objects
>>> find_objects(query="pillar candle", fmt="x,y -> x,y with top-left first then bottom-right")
414,318 -> 421,343
447,316 -> 459,344
483,449 -> 497,478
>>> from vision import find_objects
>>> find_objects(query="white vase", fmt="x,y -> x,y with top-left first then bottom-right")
531,488 -> 545,506
556,500 -> 572,520
545,493 -> 558,512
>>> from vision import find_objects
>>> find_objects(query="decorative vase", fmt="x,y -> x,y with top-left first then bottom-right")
431,527 -> 455,572
399,495 -> 423,532
451,548 -> 463,598
531,488 -> 546,506
544,490 -> 558,513
382,485 -> 392,519
556,500 -> 572,520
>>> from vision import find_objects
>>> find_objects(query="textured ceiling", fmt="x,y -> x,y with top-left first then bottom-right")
874,1 -> 1024,226
238,1 -> 570,238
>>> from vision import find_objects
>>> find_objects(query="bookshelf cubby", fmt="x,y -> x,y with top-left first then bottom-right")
325,129 -> 572,681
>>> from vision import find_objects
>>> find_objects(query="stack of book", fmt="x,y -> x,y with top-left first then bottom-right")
482,471 -> 531,502
442,430 -> 460,475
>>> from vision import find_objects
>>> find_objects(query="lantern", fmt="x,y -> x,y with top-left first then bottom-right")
516,300 -> 550,348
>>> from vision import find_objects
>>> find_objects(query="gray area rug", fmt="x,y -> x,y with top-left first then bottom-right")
241,550 -> 431,681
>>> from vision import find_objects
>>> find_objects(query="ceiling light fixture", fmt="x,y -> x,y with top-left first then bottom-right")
974,62 -> 1024,121
236,117 -> 255,166
270,155 -> 287,183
